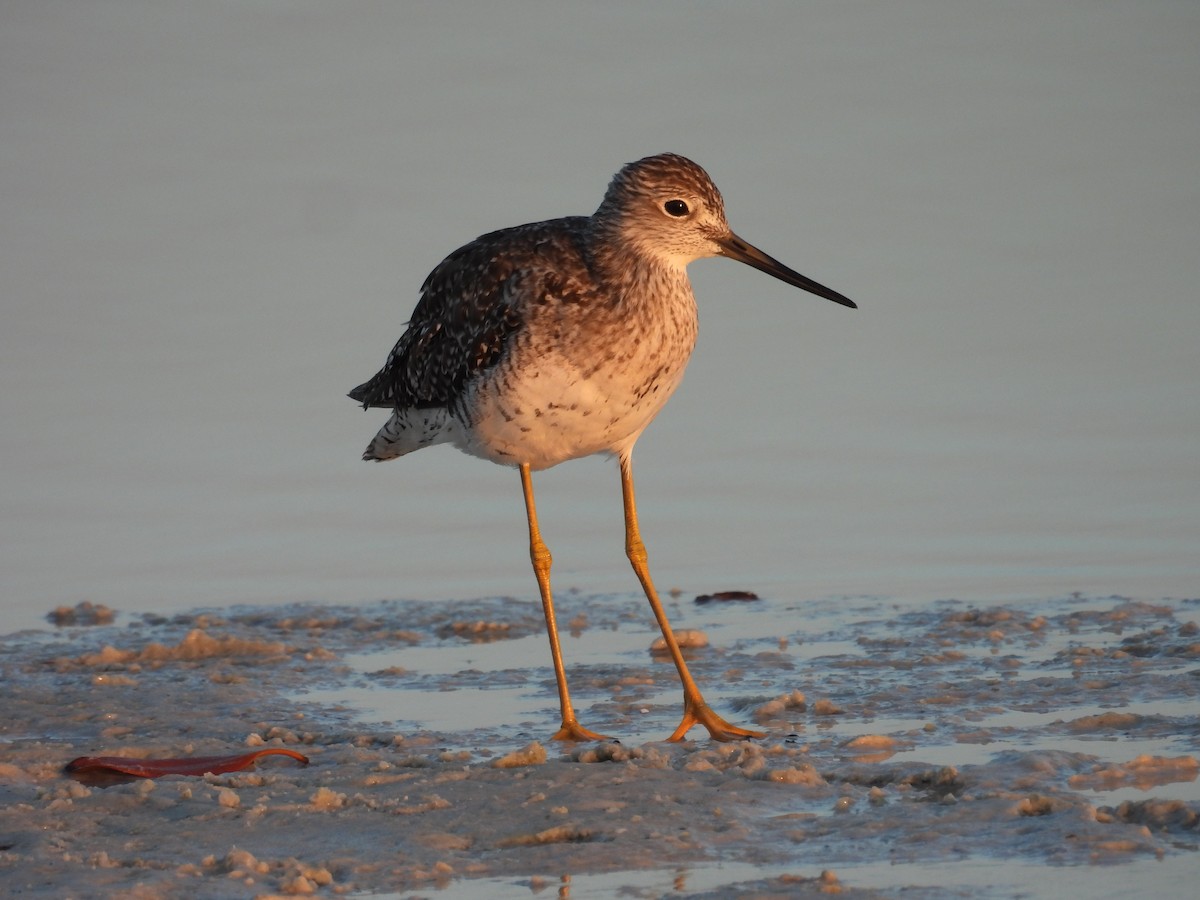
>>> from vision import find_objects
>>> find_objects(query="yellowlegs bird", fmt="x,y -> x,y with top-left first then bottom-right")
350,153 -> 855,742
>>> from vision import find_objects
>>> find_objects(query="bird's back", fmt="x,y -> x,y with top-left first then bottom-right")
349,216 -> 592,414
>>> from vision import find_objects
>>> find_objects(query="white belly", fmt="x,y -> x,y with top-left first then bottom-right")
457,297 -> 698,469
458,361 -> 684,469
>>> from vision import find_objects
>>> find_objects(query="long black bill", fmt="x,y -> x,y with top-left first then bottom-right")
717,233 -> 857,309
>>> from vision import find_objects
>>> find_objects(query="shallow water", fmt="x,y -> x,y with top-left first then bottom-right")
362,856 -> 1199,900
2,2 -> 1198,636
3,593 -> 1196,897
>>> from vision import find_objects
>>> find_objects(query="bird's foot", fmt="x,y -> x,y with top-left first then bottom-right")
550,720 -> 614,743
667,698 -> 766,743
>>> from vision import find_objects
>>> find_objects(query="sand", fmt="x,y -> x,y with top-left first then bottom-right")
2,593 -> 1197,898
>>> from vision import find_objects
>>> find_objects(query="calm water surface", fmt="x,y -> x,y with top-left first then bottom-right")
2,3 -> 1197,634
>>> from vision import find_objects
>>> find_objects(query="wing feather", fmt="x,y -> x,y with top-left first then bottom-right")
348,217 -> 590,411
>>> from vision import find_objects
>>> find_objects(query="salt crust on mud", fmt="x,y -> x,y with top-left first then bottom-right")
1,594 -> 1197,897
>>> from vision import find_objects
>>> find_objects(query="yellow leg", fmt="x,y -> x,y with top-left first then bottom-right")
619,454 -> 765,742
520,463 -> 611,742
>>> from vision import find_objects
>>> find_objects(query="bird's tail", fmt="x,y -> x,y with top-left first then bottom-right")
362,408 -> 455,461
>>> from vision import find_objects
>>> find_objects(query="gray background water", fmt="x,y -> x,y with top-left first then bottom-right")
3,2 -> 1197,633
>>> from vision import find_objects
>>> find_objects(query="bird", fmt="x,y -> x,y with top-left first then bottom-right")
350,153 -> 855,742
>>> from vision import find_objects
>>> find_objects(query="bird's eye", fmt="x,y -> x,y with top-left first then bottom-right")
664,199 -> 689,217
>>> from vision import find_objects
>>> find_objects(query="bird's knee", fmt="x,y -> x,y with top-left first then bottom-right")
530,540 -> 553,575
625,538 -> 648,570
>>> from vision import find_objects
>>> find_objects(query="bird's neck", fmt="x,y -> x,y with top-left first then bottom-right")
585,221 -> 691,304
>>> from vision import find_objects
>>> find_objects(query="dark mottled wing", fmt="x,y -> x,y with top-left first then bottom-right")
349,217 -> 590,411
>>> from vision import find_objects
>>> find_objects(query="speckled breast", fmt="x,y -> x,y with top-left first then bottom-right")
455,281 -> 699,470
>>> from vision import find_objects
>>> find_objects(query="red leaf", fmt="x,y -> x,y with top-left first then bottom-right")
64,748 -> 309,779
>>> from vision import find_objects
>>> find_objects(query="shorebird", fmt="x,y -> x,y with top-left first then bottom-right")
351,153 -> 855,742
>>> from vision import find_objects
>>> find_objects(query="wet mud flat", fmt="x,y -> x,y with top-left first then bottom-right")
1,593 -> 1197,898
